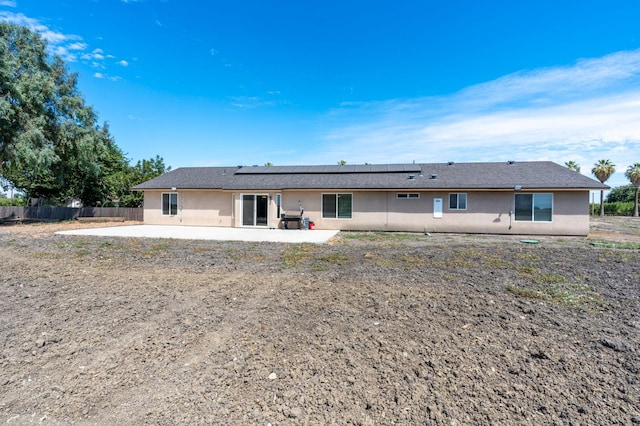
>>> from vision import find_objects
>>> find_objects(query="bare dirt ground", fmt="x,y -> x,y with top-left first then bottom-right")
1,217 -> 639,425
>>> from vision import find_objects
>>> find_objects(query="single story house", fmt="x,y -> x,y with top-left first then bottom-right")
132,161 -> 608,236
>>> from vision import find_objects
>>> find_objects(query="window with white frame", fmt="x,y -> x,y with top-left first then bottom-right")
449,193 -> 467,210
397,193 -> 420,199
162,192 -> 178,216
322,193 -> 352,219
514,193 -> 552,222
276,194 -> 282,218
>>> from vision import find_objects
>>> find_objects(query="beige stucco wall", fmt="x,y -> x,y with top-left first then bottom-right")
142,190 -> 233,226
279,190 -> 590,236
142,189 -> 591,236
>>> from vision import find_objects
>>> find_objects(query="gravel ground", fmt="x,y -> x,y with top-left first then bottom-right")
1,217 -> 639,425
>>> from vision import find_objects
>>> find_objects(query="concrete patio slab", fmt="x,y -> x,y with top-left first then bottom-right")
56,225 -> 340,244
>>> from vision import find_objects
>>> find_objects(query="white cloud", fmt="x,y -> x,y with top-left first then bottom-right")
0,0 -> 17,7
0,12 -> 86,60
316,49 -> 640,184
67,42 -> 88,51
0,11 -> 126,78
229,96 -> 275,109
93,72 -> 121,82
118,60 -> 129,67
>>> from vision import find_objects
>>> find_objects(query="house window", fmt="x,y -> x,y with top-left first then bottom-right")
515,193 -> 552,222
276,194 -> 282,218
449,193 -> 467,210
322,193 -> 352,219
397,193 -> 420,199
162,192 -> 178,216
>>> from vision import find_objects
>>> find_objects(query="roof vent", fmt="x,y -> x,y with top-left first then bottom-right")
447,161 -> 454,166
408,174 -> 416,180
430,173 -> 438,179
507,160 -> 515,165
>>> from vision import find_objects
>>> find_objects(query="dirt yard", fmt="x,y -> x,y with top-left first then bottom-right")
1,217 -> 639,425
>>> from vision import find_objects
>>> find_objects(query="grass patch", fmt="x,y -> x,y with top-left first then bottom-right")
370,256 -> 396,268
139,242 -> 171,257
192,246 -> 214,253
56,239 -> 93,249
506,284 -> 544,300
442,274 -> 458,282
311,252 -> 352,270
589,239 -> 640,250
507,282 -> 603,308
341,231 -> 426,242
455,248 -> 512,268
75,249 -> 91,258
317,252 -> 350,265
397,253 -> 424,267
281,244 -> 319,268
515,252 -> 541,262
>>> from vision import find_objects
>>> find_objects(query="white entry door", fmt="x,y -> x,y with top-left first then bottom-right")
433,198 -> 443,218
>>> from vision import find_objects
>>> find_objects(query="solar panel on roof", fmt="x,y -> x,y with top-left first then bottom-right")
234,164 -> 422,174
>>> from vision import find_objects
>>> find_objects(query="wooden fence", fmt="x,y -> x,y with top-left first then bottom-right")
0,206 -> 143,222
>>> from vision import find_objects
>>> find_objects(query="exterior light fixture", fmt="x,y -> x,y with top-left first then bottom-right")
171,187 -> 177,191
514,185 -> 522,191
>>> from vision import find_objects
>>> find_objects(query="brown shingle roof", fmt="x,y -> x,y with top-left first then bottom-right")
132,161 -> 608,191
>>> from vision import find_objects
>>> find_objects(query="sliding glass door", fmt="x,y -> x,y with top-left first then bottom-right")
241,194 -> 268,226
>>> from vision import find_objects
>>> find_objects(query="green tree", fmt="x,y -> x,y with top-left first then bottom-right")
591,159 -> 616,217
565,160 -> 581,172
606,185 -> 636,203
116,156 -> 171,207
337,160 -> 347,165
625,163 -> 640,217
1,22 -> 127,205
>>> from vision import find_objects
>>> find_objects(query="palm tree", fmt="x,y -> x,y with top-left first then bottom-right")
565,161 -> 581,172
592,159 -> 616,217
625,163 -> 640,217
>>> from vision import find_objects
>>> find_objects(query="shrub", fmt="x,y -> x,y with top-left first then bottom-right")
590,202 -> 634,216
604,202 -> 634,216
0,197 -> 27,207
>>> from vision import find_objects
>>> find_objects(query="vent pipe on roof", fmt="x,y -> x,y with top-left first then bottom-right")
408,174 -> 416,180
430,173 -> 438,179
448,161 -> 454,166
507,160 -> 515,165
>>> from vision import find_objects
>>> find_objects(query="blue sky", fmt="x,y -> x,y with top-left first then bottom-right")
2,1 -> 640,189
